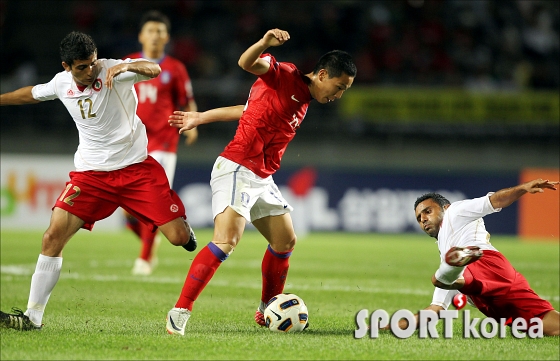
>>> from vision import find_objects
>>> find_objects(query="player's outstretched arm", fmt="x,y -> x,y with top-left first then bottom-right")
489,178 -> 558,209
0,86 -> 40,106
431,274 -> 465,290
169,105 -> 244,134
238,28 -> 290,75
182,100 -> 199,146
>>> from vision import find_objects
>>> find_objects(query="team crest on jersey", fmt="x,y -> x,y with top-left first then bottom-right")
160,71 -> 171,84
67,89 -> 74,96
240,192 -> 250,207
170,204 -> 179,212
92,78 -> 102,91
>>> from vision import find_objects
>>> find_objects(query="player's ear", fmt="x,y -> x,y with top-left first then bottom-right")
319,69 -> 328,81
62,62 -> 71,72
444,204 -> 450,210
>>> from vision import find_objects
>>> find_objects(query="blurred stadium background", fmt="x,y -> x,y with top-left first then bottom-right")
1,0 -> 558,238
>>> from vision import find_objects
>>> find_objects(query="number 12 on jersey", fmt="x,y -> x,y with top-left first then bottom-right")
78,99 -> 97,119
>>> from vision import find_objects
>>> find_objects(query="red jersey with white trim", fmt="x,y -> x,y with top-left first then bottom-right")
221,54 -> 312,178
126,52 -> 194,153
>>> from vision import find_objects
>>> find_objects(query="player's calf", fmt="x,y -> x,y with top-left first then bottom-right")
182,225 -> 197,252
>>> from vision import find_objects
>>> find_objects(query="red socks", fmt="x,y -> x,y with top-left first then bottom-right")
175,243 -> 228,311
174,243 -> 292,311
127,217 -> 157,261
138,222 -> 156,261
261,245 -> 292,304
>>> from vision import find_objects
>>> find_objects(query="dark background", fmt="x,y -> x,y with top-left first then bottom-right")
1,0 -> 558,173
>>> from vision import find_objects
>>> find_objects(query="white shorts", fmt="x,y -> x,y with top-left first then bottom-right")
149,150 -> 177,187
210,156 -> 293,222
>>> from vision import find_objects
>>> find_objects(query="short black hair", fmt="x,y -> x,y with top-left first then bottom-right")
59,31 -> 97,67
313,50 -> 357,78
139,10 -> 171,33
414,192 -> 450,211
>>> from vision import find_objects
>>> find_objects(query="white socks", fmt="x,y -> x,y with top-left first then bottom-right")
25,254 -> 63,326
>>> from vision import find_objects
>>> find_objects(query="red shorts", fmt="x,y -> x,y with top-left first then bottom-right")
53,156 -> 185,231
461,250 -> 554,324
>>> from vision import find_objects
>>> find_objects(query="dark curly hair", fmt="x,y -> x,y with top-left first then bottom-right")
313,50 -> 357,78
414,192 -> 450,211
59,31 -> 97,68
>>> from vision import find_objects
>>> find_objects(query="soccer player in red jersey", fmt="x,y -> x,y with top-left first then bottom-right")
387,179 -> 559,336
0,31 -> 196,331
164,28 -> 357,335
124,10 -> 198,276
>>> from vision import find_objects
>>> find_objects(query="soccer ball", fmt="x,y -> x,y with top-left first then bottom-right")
264,293 -> 309,332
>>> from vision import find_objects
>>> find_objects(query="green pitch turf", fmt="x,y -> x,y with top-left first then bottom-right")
1,229 -> 558,360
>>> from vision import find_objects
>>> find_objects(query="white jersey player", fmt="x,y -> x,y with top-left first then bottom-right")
0,31 -> 197,332
32,58 -> 150,171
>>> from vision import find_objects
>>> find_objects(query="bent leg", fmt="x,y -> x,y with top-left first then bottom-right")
27,207 -> 84,326
253,213 -> 297,307
212,206 -> 246,254
252,213 -> 297,252
42,206 -> 85,257
158,217 -> 190,246
174,207 -> 245,312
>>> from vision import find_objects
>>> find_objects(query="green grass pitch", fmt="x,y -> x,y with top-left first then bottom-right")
1,229 -> 559,360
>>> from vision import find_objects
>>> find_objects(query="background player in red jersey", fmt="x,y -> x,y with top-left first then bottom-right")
124,10 -> 198,276
164,28 -> 357,335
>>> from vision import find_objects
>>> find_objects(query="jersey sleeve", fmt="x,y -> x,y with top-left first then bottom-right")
31,74 -> 60,101
173,62 -> 193,108
447,194 -> 501,230
256,53 -> 280,89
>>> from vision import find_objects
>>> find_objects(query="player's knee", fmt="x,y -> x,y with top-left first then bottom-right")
212,235 -> 240,255
270,234 -> 297,253
166,225 -> 190,246
169,230 -> 189,246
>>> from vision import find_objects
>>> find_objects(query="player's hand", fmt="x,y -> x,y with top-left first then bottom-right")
169,111 -> 201,134
523,179 -> 559,194
445,246 -> 483,267
105,63 -> 129,90
182,127 -> 198,146
262,29 -> 290,47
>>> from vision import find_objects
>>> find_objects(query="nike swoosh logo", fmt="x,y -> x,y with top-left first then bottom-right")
271,310 -> 282,321
168,316 -> 181,331
291,95 -> 300,102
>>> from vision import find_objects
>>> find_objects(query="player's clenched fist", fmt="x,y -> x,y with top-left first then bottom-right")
262,29 -> 290,47
445,246 -> 483,267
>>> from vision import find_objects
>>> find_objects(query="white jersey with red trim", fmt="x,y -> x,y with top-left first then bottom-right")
436,193 -> 500,262
32,58 -> 150,171
430,193 -> 500,308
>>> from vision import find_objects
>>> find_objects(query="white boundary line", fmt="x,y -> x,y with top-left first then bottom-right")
2,264 -> 558,301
